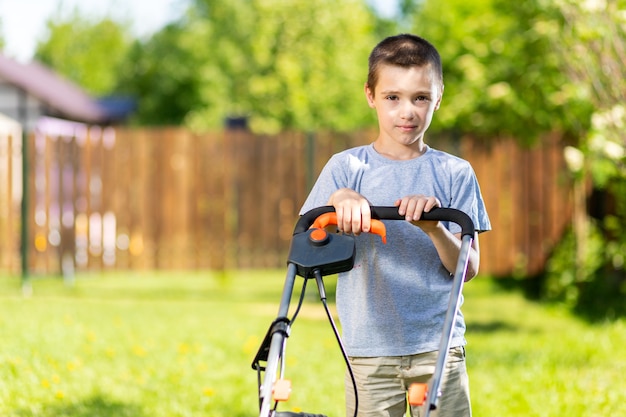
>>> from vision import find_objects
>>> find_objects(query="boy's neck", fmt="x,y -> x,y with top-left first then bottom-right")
373,139 -> 428,161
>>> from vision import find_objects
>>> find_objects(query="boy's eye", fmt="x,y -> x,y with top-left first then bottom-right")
383,94 -> 431,102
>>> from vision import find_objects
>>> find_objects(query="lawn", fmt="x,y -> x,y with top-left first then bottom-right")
1,270 -> 624,416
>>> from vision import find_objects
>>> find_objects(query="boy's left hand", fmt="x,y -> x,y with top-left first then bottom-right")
395,195 -> 442,232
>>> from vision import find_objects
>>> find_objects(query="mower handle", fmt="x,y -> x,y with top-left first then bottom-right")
295,206 -> 475,238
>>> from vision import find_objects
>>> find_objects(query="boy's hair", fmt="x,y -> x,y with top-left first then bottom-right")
367,34 -> 443,93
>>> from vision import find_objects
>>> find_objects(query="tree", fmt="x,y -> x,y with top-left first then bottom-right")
120,0 -> 380,132
541,0 -> 626,319
115,23 -> 206,126
35,9 -> 132,96
407,0 -> 594,143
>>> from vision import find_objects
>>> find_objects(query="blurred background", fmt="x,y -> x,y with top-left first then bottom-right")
2,0 -> 624,317
0,1 -> 625,415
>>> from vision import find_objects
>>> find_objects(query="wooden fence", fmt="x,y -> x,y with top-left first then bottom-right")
0,118 -> 573,277
463,133 -> 572,276
0,118 -> 22,274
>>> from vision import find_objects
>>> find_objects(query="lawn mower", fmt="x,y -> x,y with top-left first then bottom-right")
251,206 -> 475,417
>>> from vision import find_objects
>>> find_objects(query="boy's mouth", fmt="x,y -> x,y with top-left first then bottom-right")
397,124 -> 418,131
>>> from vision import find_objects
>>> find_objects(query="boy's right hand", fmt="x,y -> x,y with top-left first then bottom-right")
327,188 -> 372,235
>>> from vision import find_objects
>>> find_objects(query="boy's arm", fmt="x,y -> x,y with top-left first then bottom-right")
422,225 -> 480,281
397,195 -> 480,280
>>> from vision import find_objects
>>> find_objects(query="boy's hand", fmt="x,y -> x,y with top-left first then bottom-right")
395,195 -> 442,233
328,188 -> 372,235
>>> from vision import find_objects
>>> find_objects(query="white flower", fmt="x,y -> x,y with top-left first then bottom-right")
564,146 -> 585,172
580,0 -> 606,13
603,140 -> 625,160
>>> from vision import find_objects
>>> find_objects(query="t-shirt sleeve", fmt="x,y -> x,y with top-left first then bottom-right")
449,162 -> 491,234
299,154 -> 348,215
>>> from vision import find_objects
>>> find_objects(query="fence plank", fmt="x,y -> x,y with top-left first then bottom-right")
0,132 -> 21,273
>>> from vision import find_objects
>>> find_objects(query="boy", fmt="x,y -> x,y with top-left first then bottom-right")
300,34 -> 491,416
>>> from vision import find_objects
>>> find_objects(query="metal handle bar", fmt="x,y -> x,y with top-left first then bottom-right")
295,206 -> 475,238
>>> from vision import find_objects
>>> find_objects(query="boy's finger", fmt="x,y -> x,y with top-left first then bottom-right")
411,198 -> 428,221
351,205 -> 363,234
360,202 -> 371,233
423,196 -> 441,213
406,198 -> 421,221
395,197 -> 409,217
336,206 -> 348,233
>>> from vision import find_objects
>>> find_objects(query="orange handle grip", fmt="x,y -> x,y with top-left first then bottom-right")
310,212 -> 387,244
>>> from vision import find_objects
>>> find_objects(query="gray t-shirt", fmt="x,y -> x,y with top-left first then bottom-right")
300,143 -> 491,357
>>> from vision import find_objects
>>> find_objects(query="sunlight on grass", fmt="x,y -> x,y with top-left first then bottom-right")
1,271 -> 625,416
464,279 -> 626,417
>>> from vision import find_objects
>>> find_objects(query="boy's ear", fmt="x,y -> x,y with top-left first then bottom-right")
434,84 -> 444,111
364,83 -> 376,108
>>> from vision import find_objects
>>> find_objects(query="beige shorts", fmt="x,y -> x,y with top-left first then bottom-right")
345,346 -> 471,417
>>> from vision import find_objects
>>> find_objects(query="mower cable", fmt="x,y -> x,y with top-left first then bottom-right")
313,269 -> 358,417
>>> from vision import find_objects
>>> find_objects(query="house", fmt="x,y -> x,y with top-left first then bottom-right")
0,53 -> 132,131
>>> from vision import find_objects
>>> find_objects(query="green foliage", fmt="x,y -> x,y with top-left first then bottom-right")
35,10 -> 132,96
409,0 -> 593,143
187,0 -> 374,132
118,0 -> 379,132
545,0 -> 626,318
544,223 -> 603,299
115,24 -> 206,126
34,0 -> 606,140
1,272 -> 625,416
544,221 -> 626,320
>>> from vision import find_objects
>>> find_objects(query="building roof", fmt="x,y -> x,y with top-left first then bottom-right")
0,53 -> 108,124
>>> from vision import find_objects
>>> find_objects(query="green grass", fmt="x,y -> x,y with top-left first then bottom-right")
1,271 -> 625,416
465,279 -> 626,416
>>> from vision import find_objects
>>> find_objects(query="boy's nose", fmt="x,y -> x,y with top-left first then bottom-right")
399,101 -> 416,119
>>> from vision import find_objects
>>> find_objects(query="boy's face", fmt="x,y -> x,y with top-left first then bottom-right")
365,64 -> 442,155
